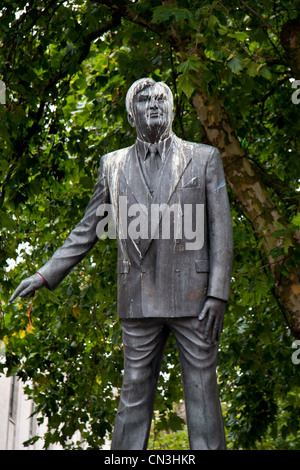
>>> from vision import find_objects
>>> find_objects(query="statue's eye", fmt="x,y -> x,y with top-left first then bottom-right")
138,94 -> 150,102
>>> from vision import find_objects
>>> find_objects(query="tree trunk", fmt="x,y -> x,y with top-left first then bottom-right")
281,15 -> 300,80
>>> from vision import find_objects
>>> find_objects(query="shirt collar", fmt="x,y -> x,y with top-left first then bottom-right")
136,133 -> 174,161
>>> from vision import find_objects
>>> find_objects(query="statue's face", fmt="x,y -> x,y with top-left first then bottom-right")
131,84 -> 174,142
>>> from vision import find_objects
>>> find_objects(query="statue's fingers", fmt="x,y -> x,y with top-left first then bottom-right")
9,282 -> 28,302
21,290 -> 35,299
215,316 -> 224,343
198,304 -> 209,321
211,321 -> 219,344
9,291 -> 17,303
204,314 -> 214,340
18,285 -> 35,299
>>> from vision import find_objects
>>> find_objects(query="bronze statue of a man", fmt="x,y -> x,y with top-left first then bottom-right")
10,78 -> 233,450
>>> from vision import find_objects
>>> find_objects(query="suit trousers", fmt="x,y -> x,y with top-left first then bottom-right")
110,316 -> 226,450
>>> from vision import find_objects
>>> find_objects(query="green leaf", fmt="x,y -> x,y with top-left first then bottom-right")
177,74 -> 195,99
292,213 -> 300,227
246,61 -> 259,77
152,5 -> 176,23
218,24 -> 228,36
284,236 -> 293,254
177,56 -> 201,74
208,14 -> 219,31
228,31 -> 249,42
152,6 -> 195,27
227,56 -> 243,74
259,65 -> 272,80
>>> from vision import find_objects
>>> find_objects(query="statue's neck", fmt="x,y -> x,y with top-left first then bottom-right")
136,127 -> 172,144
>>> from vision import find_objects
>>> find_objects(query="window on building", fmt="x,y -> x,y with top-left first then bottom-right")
9,375 -> 18,422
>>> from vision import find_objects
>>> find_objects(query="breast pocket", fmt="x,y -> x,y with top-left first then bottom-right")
174,187 -> 202,206
173,186 -> 204,226
177,176 -> 201,189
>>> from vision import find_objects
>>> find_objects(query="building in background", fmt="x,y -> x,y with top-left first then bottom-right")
0,374 -> 60,450
0,374 -> 104,450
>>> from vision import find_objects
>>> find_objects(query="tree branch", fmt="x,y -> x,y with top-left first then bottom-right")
238,0 -> 280,38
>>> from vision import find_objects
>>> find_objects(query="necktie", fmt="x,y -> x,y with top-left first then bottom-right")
145,144 -> 161,180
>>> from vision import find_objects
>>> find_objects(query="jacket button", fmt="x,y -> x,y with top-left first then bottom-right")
141,267 -> 146,273
175,267 -> 180,272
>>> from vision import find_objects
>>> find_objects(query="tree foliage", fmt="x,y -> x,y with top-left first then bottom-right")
0,0 -> 300,449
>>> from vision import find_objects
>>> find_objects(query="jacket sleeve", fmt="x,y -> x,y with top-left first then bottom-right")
205,148 -> 233,301
37,157 -> 110,291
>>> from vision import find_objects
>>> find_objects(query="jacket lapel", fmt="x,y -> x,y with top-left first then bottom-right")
152,135 -> 192,210
142,135 -> 193,257
120,144 -> 149,215
119,136 -> 192,258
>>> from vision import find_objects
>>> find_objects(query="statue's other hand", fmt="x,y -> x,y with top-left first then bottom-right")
198,296 -> 227,343
9,274 -> 45,303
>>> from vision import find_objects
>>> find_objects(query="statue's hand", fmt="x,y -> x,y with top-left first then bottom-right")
198,297 -> 227,343
9,274 -> 45,303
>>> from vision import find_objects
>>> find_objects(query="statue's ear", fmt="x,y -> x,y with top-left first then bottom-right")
127,113 -> 135,127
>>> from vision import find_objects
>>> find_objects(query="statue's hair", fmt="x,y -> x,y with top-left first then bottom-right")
125,78 -> 173,117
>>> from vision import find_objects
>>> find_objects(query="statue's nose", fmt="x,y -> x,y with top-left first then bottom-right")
149,96 -> 159,108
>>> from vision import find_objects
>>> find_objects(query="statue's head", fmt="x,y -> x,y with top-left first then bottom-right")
126,78 -> 174,143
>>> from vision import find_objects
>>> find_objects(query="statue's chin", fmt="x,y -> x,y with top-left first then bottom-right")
137,122 -> 171,143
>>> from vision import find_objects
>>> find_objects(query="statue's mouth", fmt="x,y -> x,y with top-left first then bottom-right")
149,111 -> 162,118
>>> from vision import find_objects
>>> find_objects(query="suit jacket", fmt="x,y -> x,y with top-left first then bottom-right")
38,133 -> 233,318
